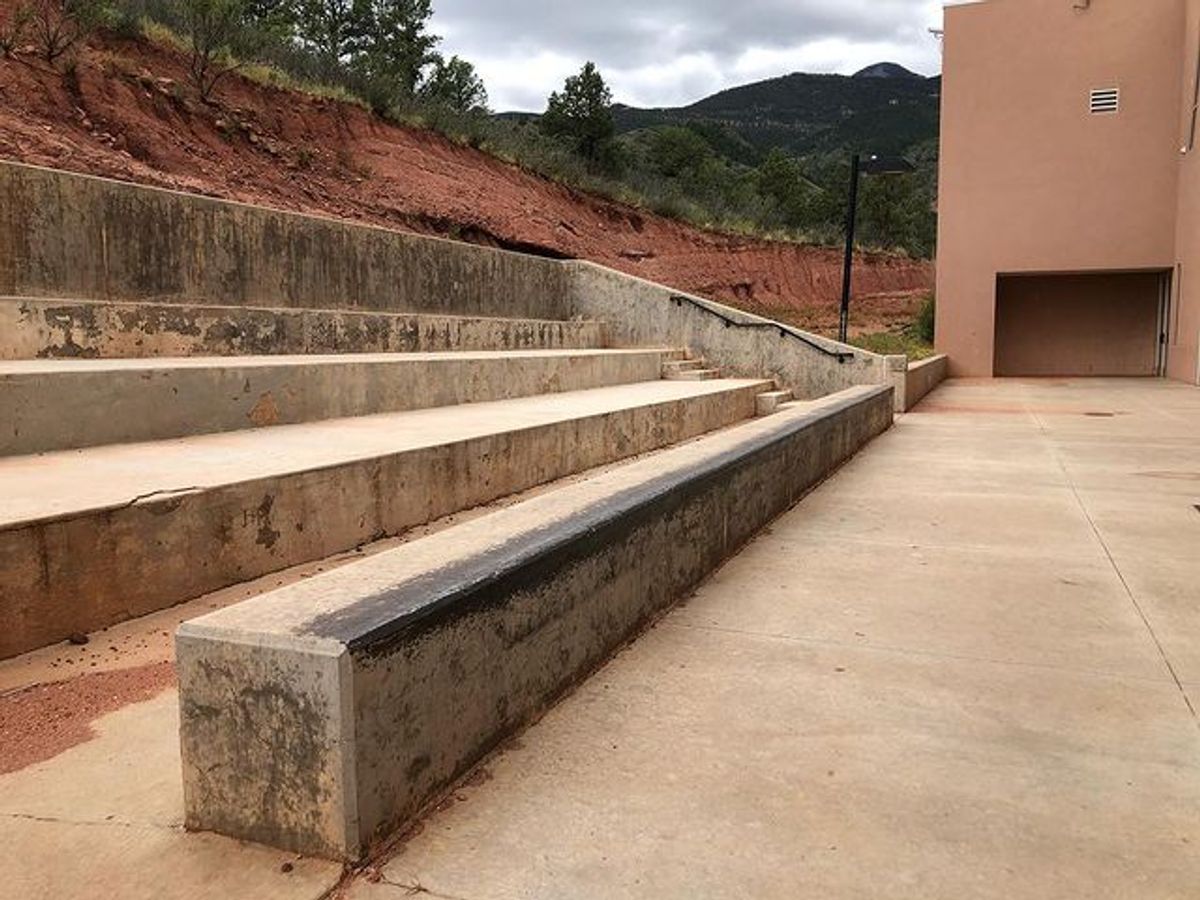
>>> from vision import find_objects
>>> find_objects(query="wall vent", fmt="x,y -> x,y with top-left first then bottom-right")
1090,87 -> 1120,114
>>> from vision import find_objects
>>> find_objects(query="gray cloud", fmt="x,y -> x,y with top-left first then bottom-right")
431,0 -> 945,110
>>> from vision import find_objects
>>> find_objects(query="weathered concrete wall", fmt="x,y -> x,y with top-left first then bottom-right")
1,349 -> 679,455
0,162 -> 907,400
0,381 -> 769,659
176,384 -> 893,860
568,262 -> 907,409
904,355 -> 949,411
0,298 -> 606,360
0,162 -> 570,319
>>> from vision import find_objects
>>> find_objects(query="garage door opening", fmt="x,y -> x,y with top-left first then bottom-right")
994,271 -> 1171,377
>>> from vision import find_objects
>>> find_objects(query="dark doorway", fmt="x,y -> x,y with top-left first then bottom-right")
994,271 -> 1169,377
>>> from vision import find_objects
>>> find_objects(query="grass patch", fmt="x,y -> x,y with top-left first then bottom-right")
851,329 -> 936,361
849,293 -> 936,360
139,18 -> 188,53
238,61 -> 368,106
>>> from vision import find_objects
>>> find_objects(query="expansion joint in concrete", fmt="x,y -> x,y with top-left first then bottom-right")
1030,408 -> 1199,728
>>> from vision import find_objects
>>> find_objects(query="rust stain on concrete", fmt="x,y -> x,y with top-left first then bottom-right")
247,391 -> 281,427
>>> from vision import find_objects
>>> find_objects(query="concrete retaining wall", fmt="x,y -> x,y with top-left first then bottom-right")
0,162 -> 910,402
0,162 -> 569,319
0,298 -> 606,360
176,384 -> 893,860
569,261 -> 909,408
904,354 -> 949,410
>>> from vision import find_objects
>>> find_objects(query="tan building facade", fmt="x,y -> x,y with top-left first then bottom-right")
936,0 -> 1200,384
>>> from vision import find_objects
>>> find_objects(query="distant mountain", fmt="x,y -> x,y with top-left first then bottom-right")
852,62 -> 922,80
611,65 -> 941,165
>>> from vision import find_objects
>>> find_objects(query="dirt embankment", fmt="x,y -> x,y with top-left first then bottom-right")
0,29 -> 933,333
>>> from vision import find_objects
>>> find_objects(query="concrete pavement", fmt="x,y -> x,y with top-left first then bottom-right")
1,377 -> 1196,899
352,378 -> 1200,900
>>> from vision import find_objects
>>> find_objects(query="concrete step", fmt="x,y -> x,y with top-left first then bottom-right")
756,389 -> 795,416
0,297 -> 607,360
0,377 -> 774,659
0,348 -> 686,456
175,385 -> 894,860
662,359 -> 704,375
668,368 -> 724,381
663,357 -> 722,381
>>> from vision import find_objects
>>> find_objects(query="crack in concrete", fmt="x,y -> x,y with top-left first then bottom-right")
1,811 -> 179,832
665,620 -> 1182,686
118,486 -> 205,510
1029,407 -> 1199,729
376,873 -> 478,900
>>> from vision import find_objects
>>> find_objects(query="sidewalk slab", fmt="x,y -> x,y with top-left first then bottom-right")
350,378 -> 1200,900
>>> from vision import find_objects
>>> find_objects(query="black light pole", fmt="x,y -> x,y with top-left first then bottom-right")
838,154 -> 916,345
838,154 -> 862,345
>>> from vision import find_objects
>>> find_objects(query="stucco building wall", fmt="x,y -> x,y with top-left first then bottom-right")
937,0 -> 1198,383
1171,0 -> 1200,383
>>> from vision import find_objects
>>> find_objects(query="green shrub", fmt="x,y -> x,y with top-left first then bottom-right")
913,294 -> 936,344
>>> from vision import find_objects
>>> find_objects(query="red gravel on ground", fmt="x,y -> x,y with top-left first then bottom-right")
0,661 -> 177,774
0,21 -> 932,333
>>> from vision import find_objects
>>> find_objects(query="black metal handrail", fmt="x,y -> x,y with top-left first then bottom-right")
669,295 -> 856,364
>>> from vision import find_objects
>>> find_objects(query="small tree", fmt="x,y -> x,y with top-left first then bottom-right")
0,4 -> 34,57
541,62 -> 615,165
755,148 -> 819,229
242,0 -> 294,29
420,54 -> 487,113
296,0 -> 363,72
647,126 -> 712,179
353,0 -> 440,110
182,0 -> 245,102
23,0 -> 108,63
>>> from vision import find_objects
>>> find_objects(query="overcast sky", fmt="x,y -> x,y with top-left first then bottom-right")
430,0 -> 947,113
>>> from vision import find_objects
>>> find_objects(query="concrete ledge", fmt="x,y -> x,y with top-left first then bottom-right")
0,297 -> 606,360
0,348 -> 677,455
0,162 -> 569,319
0,380 -> 769,658
903,354 -> 949,411
176,384 -> 893,859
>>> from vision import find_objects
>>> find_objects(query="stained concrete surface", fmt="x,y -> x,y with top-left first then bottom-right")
0,691 -> 343,900
1,378 -> 1195,899
347,378 -> 1200,900
0,348 -> 681,455
0,378 -> 767,528
175,387 -> 889,859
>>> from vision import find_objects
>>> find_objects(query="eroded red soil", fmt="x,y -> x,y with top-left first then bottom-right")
0,660 -> 176,774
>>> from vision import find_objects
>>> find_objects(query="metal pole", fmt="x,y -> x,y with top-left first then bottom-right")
839,153 -> 861,345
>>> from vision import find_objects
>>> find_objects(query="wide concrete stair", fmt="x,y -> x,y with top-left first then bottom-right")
1,165 -> 901,868
2,294 -> 893,863
0,298 -> 786,659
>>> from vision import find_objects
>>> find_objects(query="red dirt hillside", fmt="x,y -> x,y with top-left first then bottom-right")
0,27 -> 933,334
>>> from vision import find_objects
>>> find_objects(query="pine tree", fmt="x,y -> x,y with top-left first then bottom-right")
354,0 -> 439,102
542,62 -> 615,164
421,55 -> 488,113
296,0 -> 363,69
